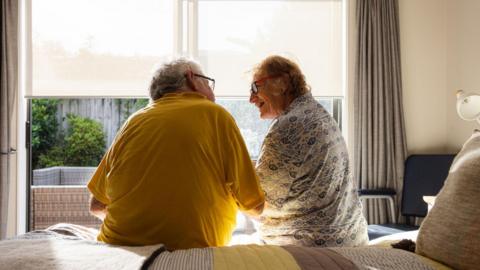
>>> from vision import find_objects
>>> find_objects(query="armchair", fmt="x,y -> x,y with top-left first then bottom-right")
359,154 -> 455,240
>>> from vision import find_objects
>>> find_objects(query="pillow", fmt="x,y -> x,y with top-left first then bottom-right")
416,130 -> 480,269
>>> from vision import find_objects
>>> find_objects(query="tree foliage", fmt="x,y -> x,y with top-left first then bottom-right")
32,100 -> 60,169
63,114 -> 106,166
33,101 -> 106,168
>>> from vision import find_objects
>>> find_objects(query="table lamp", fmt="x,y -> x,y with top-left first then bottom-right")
456,90 -> 480,124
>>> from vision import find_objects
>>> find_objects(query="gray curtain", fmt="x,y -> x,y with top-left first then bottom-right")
1,0 -> 19,238
354,0 -> 408,224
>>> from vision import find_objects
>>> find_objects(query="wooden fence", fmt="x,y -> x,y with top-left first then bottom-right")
56,99 -> 148,147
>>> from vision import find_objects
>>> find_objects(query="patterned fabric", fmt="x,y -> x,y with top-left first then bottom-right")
282,246 -> 359,270
256,92 -> 368,247
4,228 -> 448,270
2,225 -> 162,270
149,247 -> 213,270
332,247 -> 435,270
146,244 -> 440,270
212,245 -> 301,270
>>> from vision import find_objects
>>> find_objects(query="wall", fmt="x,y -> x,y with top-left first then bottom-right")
445,0 -> 480,152
398,0 -> 479,154
399,0 -> 449,154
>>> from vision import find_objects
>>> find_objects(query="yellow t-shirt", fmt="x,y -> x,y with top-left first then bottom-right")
87,92 -> 265,250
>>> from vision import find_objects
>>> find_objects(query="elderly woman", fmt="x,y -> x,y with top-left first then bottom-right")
250,55 -> 368,247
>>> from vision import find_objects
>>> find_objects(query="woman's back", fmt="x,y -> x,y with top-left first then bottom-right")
256,92 -> 368,247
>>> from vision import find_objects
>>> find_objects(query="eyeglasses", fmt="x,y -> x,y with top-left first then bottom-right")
250,75 -> 283,95
193,73 -> 215,91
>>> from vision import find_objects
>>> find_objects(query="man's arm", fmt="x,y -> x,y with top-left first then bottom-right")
89,195 -> 107,221
242,201 -> 265,217
222,113 -> 266,218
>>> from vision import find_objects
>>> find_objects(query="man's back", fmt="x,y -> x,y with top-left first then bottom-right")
88,92 -> 264,249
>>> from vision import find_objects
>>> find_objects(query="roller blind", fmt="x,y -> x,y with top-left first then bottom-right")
28,0 -> 344,98
198,0 -> 344,98
28,0 -> 173,98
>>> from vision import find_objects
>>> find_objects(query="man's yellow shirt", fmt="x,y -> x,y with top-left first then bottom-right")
88,92 -> 265,250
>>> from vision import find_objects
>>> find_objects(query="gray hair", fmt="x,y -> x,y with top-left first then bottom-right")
149,58 -> 202,100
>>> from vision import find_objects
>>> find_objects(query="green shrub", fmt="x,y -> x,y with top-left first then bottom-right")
36,114 -> 106,168
32,100 -> 60,169
63,114 -> 106,166
38,146 -> 64,168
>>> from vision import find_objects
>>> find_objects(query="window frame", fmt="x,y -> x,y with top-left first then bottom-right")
20,0 -> 348,234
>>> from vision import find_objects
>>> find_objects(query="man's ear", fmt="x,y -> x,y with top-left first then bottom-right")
185,70 -> 197,91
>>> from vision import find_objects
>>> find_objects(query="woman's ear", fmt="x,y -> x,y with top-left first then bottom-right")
276,77 -> 289,95
267,79 -> 286,97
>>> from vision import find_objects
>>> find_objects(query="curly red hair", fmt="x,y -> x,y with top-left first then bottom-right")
253,55 -> 310,98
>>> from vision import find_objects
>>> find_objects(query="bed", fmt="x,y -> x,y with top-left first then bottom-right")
0,223 -> 450,270
3,131 -> 478,270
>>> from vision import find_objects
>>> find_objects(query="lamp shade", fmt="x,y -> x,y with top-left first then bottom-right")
456,90 -> 480,123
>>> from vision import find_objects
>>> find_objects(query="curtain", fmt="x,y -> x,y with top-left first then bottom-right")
354,0 -> 408,224
1,0 -> 19,238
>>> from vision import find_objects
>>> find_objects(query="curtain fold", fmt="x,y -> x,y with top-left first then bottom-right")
1,0 -> 19,238
354,0 -> 407,224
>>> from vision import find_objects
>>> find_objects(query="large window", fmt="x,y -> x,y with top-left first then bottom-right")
27,0 -> 346,234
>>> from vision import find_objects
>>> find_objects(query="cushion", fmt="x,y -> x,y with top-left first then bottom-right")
416,130 -> 480,269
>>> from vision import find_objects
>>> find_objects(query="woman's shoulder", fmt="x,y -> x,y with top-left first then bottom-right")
278,95 -> 329,125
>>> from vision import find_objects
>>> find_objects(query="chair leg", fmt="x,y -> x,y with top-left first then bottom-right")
387,197 -> 397,223
359,195 -> 397,224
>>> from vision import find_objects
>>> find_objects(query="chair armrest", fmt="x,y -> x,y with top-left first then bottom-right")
358,188 -> 396,196
358,188 -> 397,224
31,185 -> 102,231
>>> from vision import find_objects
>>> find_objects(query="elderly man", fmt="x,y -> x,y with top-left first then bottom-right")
87,58 -> 265,250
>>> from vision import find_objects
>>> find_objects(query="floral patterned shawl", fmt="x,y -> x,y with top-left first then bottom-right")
256,92 -> 368,247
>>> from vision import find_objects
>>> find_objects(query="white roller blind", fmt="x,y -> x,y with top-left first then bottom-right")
28,0 -> 344,98
28,0 -> 173,98
198,0 -> 344,97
